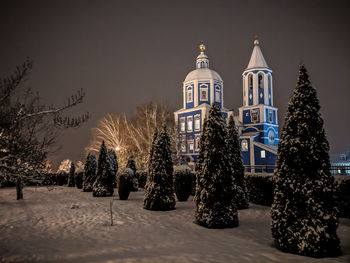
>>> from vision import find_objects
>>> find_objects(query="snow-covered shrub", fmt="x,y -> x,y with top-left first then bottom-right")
56,172 -> 68,186
126,156 -> 136,173
173,165 -> 192,201
144,126 -> 176,211
93,141 -> 114,197
117,168 -> 133,200
335,179 -> 350,219
74,172 -> 83,189
82,153 -> 97,192
271,64 -> 340,257
135,169 -> 148,188
227,115 -> 249,209
108,149 -> 118,188
195,105 -> 239,228
67,162 -> 75,187
126,155 -> 138,191
245,174 -> 274,206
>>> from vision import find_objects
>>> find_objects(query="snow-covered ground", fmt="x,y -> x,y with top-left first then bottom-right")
0,186 -> 349,263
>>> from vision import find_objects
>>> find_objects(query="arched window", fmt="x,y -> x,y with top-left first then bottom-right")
187,87 -> 193,102
215,86 -> 221,102
248,74 -> 253,90
268,75 -> 272,106
258,74 -> 264,90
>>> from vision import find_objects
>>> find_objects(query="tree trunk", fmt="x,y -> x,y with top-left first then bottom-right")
16,176 -> 23,200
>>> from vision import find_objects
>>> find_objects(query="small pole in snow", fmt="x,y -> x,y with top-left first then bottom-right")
110,199 -> 113,226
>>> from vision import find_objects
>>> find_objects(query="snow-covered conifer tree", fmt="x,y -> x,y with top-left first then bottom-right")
126,155 -> 136,174
144,125 -> 175,211
227,115 -> 249,209
195,104 -> 239,228
108,149 -> 118,188
93,141 -> 114,197
67,162 -> 75,187
126,155 -> 138,191
83,153 -> 97,192
271,64 -> 340,257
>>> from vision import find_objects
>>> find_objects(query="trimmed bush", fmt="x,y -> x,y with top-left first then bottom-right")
173,165 -> 192,201
74,172 -> 83,189
136,169 -> 148,188
195,105 -> 239,228
271,65 -> 340,257
335,179 -> 350,219
144,126 -> 176,211
83,153 -> 97,192
93,141 -> 114,197
67,162 -> 75,187
56,172 -> 68,186
245,174 -> 274,206
117,168 -> 133,200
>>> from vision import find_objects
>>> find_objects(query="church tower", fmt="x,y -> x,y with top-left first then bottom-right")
174,42 -> 231,163
238,39 -> 279,171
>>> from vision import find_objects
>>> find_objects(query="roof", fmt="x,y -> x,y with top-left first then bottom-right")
184,68 -> 222,83
246,41 -> 268,70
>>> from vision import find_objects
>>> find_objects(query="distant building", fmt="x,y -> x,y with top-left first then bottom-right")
330,151 -> 350,175
174,40 -> 279,170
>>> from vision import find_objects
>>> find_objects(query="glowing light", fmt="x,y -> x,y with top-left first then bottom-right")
115,146 -> 120,151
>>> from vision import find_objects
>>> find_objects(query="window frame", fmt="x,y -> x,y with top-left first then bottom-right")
187,116 -> 193,132
200,84 -> 208,101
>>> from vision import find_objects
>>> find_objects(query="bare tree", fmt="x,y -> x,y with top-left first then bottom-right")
85,114 -> 130,167
85,101 -> 175,169
0,58 -> 89,199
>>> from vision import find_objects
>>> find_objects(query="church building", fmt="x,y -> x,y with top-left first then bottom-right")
174,40 -> 279,171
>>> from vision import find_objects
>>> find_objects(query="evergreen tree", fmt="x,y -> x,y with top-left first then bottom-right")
227,115 -> 249,209
108,149 -> 118,188
126,155 -> 138,191
195,104 -> 239,228
93,141 -> 114,197
144,125 -> 176,211
126,155 -> 136,174
271,64 -> 340,257
158,124 -> 173,177
83,153 -> 97,192
67,162 -> 75,187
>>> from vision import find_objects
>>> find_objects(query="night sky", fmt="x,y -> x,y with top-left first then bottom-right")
1,0 -> 349,167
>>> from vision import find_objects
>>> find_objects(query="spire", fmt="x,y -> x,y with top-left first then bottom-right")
196,40 -> 209,69
246,39 -> 268,69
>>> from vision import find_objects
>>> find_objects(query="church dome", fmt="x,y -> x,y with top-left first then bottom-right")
184,68 -> 222,82
184,41 -> 222,83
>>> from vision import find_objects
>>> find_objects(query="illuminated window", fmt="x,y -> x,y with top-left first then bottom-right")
194,115 -> 200,130
200,85 -> 208,100
187,87 -> 193,102
187,116 -> 193,132
215,86 -> 221,102
180,118 -> 185,132
181,135 -> 186,152
261,150 -> 266,158
189,141 -> 194,151
241,140 -> 248,151
195,135 -> 200,151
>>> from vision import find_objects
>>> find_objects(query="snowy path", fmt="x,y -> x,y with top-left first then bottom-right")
0,186 -> 349,263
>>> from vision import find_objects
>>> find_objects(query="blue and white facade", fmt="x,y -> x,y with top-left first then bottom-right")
238,40 -> 279,171
174,40 -> 279,170
174,43 -> 231,163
